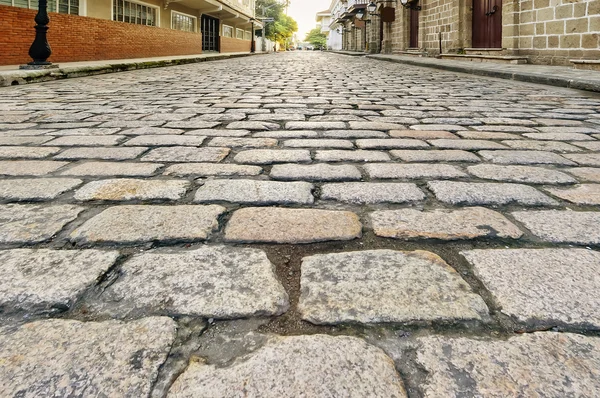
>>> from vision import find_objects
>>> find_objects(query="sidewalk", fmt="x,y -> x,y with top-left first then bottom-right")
0,52 -> 260,87
333,51 -> 600,94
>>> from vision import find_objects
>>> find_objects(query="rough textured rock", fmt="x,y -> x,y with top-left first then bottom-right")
478,150 -> 576,165
123,135 -> 206,146
0,178 -> 82,201
390,149 -> 480,163
544,184 -> 600,205
55,147 -> 148,160
60,161 -> 163,176
428,181 -> 558,206
225,207 -> 362,243
270,163 -> 361,181
233,149 -> 311,164
462,249 -> 600,328
74,179 -> 190,201
512,210 -> 600,245
467,164 -> 576,184
283,139 -> 353,148
299,250 -> 489,325
0,160 -> 69,176
100,246 -> 289,318
0,317 -> 177,397
429,139 -> 507,150
0,146 -> 60,159
163,163 -> 262,177
356,138 -> 428,149
315,149 -> 391,162
321,182 -> 425,204
70,205 -> 225,244
0,204 -> 84,244
371,207 -> 523,240
194,179 -> 313,205
0,249 -> 118,313
567,167 -> 600,182
563,153 -> 600,166
141,147 -> 230,162
364,163 -> 467,179
168,334 -> 407,398
414,332 -> 600,397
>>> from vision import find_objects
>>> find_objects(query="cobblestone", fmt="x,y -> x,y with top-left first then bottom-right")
0,178 -> 82,201
478,150 -> 576,165
390,149 -> 480,162
141,147 -> 229,162
234,149 -> 311,164
321,182 -> 424,204
467,164 -> 576,184
428,181 -> 558,206
74,179 -> 190,201
512,210 -> 600,245
270,163 -> 361,181
164,163 -> 262,177
364,163 -> 467,179
54,147 -> 148,160
194,179 -> 313,205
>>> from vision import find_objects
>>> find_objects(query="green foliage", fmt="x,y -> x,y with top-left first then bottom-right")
255,0 -> 298,45
305,27 -> 327,48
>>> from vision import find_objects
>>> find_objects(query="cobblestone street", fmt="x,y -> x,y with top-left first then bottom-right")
1,51 -> 600,397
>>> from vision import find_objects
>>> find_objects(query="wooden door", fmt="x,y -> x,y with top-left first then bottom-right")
409,7 -> 419,48
201,15 -> 220,52
472,0 -> 502,48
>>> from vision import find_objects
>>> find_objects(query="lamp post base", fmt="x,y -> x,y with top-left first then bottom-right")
19,64 -> 59,70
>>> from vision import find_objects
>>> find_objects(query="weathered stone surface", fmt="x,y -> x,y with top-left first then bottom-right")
121,126 -> 185,135
544,184 -> 600,205
479,150 -> 576,165
390,130 -> 457,139
0,204 -> 84,244
365,163 -> 467,179
168,334 -> 407,398
0,317 -> 176,397
462,249 -> 600,328
523,132 -> 594,141
287,121 -> 345,130
0,160 -> 69,176
234,149 -> 311,164
315,150 -> 390,162
321,183 -> 425,204
0,249 -> 118,312
141,147 -> 230,162
429,139 -> 507,150
60,161 -> 163,176
194,179 -> 313,205
55,147 -> 148,160
512,210 -> 600,245
371,207 -> 523,240
457,131 -> 523,140
225,207 -> 361,243
253,130 -> 318,138
270,163 -> 361,181
70,205 -> 225,244
390,150 -> 480,162
186,129 -> 250,137
0,178 -> 82,201
356,139 -> 428,149
164,163 -> 262,177
123,135 -> 206,146
299,250 -> 489,324
413,332 -> 600,397
44,136 -> 126,146
502,140 -> 583,152
567,167 -> 600,182
74,179 -> 190,201
564,153 -> 600,166
283,139 -> 353,148
428,181 -> 558,206
572,141 -> 600,151
227,121 -> 280,130
0,146 -> 60,159
0,136 -> 52,145
467,164 -> 576,184
207,137 -> 278,148
100,246 -> 289,318
349,121 -> 406,130
323,129 -> 388,138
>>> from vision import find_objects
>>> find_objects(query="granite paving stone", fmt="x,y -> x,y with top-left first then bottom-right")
59,161 -> 163,176
70,205 -> 225,244
389,130 -> 458,139
410,124 -> 467,131
536,126 -> 599,134
478,150 -> 576,165
286,121 -> 346,130
168,334 -> 407,398
0,204 -> 84,244
467,164 -> 576,184
0,317 -> 176,397
0,249 -> 118,313
120,127 -> 185,135
412,332 -> 600,397
283,139 -> 353,148
234,149 -> 311,164
428,181 -> 558,206
54,147 -> 148,160
299,250 -> 489,324
315,150 -> 390,162
43,136 -> 126,146
122,135 -> 206,146
164,163 -> 262,177
428,139 -> 507,150
0,160 -> 69,176
163,121 -> 221,129
141,147 -> 230,162
207,137 -> 278,148
355,138 -> 428,149
225,207 -> 362,243
321,182 -> 425,204
390,149 -> 480,162
253,130 -> 318,138
501,140 -> 583,152
270,163 -> 362,181
544,184 -> 600,205
0,136 -> 53,145
371,207 -> 523,240
323,130 -> 388,138
194,179 -> 313,205
364,163 -> 467,179
74,179 -> 190,201
573,141 -> 600,151
227,121 -> 280,130
563,153 -> 600,166
462,249 -> 600,328
566,167 -> 600,182
185,129 -> 251,137
0,178 -> 82,201
512,210 -> 600,245
522,132 -> 595,141
99,246 -> 289,318
0,146 -> 61,159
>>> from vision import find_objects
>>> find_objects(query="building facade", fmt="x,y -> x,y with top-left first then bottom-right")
1,0 -> 260,65
320,0 -> 599,65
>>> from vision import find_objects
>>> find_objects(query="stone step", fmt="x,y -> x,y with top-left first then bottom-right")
571,59 -> 600,71
441,53 -> 528,64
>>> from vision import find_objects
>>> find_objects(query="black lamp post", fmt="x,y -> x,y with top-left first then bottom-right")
249,18 -> 256,53
22,0 -> 57,69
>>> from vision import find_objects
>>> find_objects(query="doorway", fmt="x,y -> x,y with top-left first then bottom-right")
409,7 -> 419,48
201,15 -> 220,52
472,0 -> 502,48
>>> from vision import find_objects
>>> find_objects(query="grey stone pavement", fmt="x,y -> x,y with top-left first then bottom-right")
0,51 -> 600,397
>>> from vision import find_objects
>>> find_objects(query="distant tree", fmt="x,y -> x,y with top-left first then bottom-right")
256,0 -> 298,47
305,27 -> 327,48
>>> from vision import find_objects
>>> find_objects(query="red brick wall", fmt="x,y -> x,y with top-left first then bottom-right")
0,5 -> 203,65
220,36 -> 251,53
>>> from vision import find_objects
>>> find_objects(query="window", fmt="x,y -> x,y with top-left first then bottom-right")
1,0 -> 79,14
223,25 -> 233,38
172,11 -> 196,32
236,28 -> 244,39
244,31 -> 251,41
113,0 -> 157,26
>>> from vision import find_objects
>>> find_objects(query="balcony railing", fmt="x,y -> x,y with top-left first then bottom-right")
347,0 -> 368,8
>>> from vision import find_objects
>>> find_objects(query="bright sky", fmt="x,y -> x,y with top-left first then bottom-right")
287,0 -> 330,41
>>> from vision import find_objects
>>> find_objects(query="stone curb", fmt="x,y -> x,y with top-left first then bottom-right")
363,54 -> 600,94
0,53 -> 260,87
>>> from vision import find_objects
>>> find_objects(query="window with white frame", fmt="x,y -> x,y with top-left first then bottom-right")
113,0 -> 157,26
0,0 -> 79,14
223,25 -> 233,38
244,31 -> 251,41
172,11 -> 195,32
236,28 -> 244,39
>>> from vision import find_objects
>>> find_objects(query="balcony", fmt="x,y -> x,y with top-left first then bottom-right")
347,0 -> 369,10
